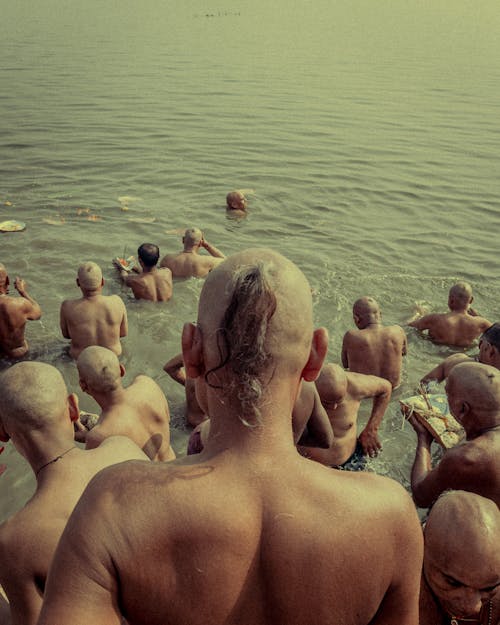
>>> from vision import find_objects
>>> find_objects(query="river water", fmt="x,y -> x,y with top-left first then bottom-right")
1,0 -> 499,521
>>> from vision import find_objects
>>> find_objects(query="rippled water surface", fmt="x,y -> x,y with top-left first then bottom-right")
1,0 -> 499,520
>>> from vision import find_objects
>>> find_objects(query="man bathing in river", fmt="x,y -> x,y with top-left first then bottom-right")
0,362 -> 147,625
0,264 -> 41,359
117,243 -> 173,302
342,296 -> 407,388
160,227 -> 225,278
60,261 -> 127,358
77,346 -> 175,461
408,282 -> 491,347
409,362 -> 500,509
39,249 -> 422,625
299,363 -> 392,469
419,491 -> 500,625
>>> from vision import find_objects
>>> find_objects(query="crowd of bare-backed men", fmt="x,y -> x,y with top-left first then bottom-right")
0,196 -> 498,625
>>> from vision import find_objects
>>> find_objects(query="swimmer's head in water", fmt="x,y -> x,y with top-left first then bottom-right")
353,296 -> 381,328
226,191 -> 247,211
77,262 -> 103,291
183,228 -> 203,249
77,346 -> 123,394
138,243 -> 160,268
0,362 -> 75,441
424,490 -> 500,619
192,248 -> 327,424
448,281 -> 473,311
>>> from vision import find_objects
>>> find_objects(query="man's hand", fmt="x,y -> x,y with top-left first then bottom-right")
14,276 -> 26,294
358,428 -> 382,458
408,415 -> 434,446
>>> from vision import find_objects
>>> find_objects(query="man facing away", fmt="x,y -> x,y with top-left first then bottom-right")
342,296 -> 407,389
419,491 -> 500,625
421,322 -> 500,385
0,362 -> 148,625
409,362 -> 500,508
0,264 -> 41,359
60,261 -> 127,358
299,363 -> 392,470
408,281 -> 491,347
118,243 -> 173,302
77,346 -> 176,461
39,249 -> 422,625
159,227 -> 225,278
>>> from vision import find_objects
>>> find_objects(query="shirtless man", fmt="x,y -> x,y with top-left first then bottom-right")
419,491 -> 500,625
77,346 -> 175,461
421,322 -> 500,385
300,363 -> 392,469
159,227 -> 225,278
60,261 -> 127,358
118,243 -> 173,302
39,249 -> 422,625
0,264 -> 41,359
410,362 -> 500,508
408,282 -> 491,347
163,352 -> 207,426
0,362 -> 148,625
342,296 -> 407,388
226,190 -> 248,218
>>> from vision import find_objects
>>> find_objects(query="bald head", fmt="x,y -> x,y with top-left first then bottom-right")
0,362 -> 69,436
226,191 -> 247,211
77,346 -> 122,394
446,362 -> 500,429
316,364 -> 348,404
353,296 -> 380,328
77,262 -> 103,291
424,491 -> 500,614
196,249 -> 323,419
448,281 -> 473,311
183,228 -> 202,249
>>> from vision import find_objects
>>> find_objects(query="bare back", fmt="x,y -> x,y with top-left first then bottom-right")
411,312 -> 491,347
342,325 -> 407,388
0,437 -> 147,625
125,269 -> 173,302
40,452 -> 422,625
0,297 -> 34,358
86,376 -> 175,461
160,252 -> 223,278
60,294 -> 127,358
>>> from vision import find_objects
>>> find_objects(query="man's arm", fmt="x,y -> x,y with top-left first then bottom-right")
163,353 -> 186,386
420,353 -> 470,384
37,473 -> 123,625
341,333 -> 350,369
407,313 -> 436,330
14,279 -> 41,321
294,383 -> 334,449
59,301 -> 70,339
348,373 -> 392,457
200,238 -> 225,259
0,539 -> 41,625
118,300 -> 128,338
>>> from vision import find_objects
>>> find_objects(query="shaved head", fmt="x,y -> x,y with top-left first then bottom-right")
316,363 -> 348,404
446,362 -> 500,428
0,362 -> 69,435
77,346 -> 122,393
226,191 -> 247,210
183,228 -> 203,248
353,296 -> 380,327
197,249 -> 318,420
448,281 -> 473,310
77,262 -> 103,291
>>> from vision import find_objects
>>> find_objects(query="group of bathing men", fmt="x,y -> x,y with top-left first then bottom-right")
0,229 -> 499,624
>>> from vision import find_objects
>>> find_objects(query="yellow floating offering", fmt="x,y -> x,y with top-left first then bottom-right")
0,220 -> 26,232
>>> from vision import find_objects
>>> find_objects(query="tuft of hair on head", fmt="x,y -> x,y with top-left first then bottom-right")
205,261 -> 277,425
0,362 -> 69,434
77,261 -> 103,290
77,346 -> 122,394
138,243 -> 159,267
482,323 -> 500,351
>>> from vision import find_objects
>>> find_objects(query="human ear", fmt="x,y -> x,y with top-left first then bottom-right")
302,327 -> 329,382
119,364 -> 126,378
67,393 -> 80,423
182,322 -> 204,379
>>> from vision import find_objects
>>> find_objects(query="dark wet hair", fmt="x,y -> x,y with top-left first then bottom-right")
138,243 -> 159,267
482,323 -> 500,350
205,262 -> 277,424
